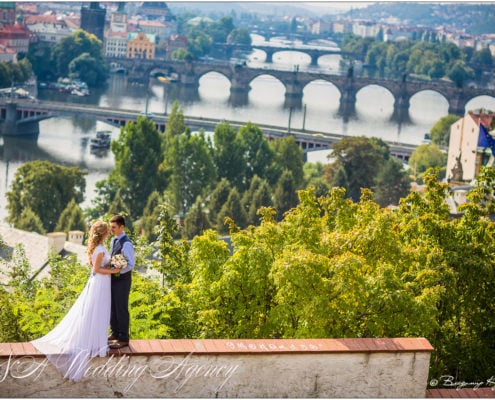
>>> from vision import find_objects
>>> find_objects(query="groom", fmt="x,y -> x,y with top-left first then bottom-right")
108,214 -> 135,349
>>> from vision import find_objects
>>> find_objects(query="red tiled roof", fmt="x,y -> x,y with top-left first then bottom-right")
469,112 -> 494,129
24,15 -> 59,25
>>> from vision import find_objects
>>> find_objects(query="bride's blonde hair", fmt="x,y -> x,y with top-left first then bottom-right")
87,221 -> 109,264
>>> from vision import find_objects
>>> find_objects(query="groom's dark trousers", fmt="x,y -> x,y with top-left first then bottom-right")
110,271 -> 132,342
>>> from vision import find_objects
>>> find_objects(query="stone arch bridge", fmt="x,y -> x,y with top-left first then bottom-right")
213,43 -> 355,65
110,57 -> 495,120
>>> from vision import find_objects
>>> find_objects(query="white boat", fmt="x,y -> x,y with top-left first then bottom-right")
90,130 -> 111,150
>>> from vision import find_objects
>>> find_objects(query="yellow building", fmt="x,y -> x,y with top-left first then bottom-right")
127,32 -> 155,59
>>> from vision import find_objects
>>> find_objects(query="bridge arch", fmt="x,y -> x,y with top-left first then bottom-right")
301,79 -> 342,110
248,73 -> 286,103
149,68 -> 170,78
257,48 -> 312,65
196,69 -> 232,83
355,84 -> 395,117
354,83 -> 395,99
465,94 -> 495,112
408,90 -> 449,117
300,78 -> 342,94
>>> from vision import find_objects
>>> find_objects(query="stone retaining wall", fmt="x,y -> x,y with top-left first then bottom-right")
0,338 -> 433,398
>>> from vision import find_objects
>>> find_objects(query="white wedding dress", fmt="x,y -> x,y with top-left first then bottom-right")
31,244 -> 111,382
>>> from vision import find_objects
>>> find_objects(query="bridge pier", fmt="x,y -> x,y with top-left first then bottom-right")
338,85 -> 357,119
448,91 -> 467,116
264,50 -> 274,63
229,91 -> 249,107
0,102 -> 40,136
179,61 -> 199,88
284,80 -> 303,109
392,96 -> 411,123
310,54 -> 319,66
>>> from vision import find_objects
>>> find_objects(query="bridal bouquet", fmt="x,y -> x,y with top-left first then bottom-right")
110,254 -> 127,276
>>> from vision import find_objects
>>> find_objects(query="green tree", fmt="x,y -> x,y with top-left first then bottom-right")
207,178 -> 232,228
51,29 -> 108,85
236,122 -> 274,191
213,122 -> 244,189
171,48 -> 191,60
216,187 -> 247,233
303,162 -> 330,199
247,179 -> 273,226
87,176 -> 122,221
165,131 -> 217,216
269,135 -> 304,188
27,42 -> 54,81
186,29 -> 212,58
68,52 -> 109,87
164,101 -> 187,142
330,136 -> 389,202
470,47 -> 493,79
227,28 -> 252,45
0,62 -> 11,87
373,158 -> 411,207
430,114 -> 459,146
7,160 -> 86,232
447,61 -> 475,88
108,191 -> 133,230
241,175 -> 264,218
183,197 -> 211,239
329,165 -> 349,191
273,169 -> 298,219
16,207 -> 46,234
111,116 -> 164,218
408,144 -> 447,181
140,191 -> 165,242
54,198 -> 86,234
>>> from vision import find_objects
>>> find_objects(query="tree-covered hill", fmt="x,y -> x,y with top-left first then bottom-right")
343,3 -> 495,35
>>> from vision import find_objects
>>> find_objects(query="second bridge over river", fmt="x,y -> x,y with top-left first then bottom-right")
0,98 -> 417,162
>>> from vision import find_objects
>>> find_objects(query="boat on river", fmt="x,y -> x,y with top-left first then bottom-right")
89,130 -> 112,150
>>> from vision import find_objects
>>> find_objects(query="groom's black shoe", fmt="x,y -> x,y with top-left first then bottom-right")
109,341 -> 129,349
108,335 -> 118,342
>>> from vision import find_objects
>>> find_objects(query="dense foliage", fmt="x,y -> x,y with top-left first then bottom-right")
6,160 -> 86,233
27,29 -> 109,86
342,34 -> 482,84
177,15 -> 252,59
0,58 -> 32,88
2,167 -> 495,384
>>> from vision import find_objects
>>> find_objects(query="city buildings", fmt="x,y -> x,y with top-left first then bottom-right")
127,31 -> 155,59
446,110 -> 495,184
24,14 -> 76,44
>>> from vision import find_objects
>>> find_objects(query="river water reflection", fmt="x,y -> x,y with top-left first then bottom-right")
1,35 -> 495,223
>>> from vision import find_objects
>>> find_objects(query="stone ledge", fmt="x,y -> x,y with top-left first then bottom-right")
0,338 -> 434,398
0,337 -> 434,358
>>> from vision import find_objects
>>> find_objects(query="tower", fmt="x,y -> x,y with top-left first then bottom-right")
80,2 -> 106,42
110,2 -> 128,33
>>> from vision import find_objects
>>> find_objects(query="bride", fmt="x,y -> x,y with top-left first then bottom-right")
31,220 -> 121,382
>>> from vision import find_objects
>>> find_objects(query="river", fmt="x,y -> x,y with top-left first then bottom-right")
1,35 -> 495,224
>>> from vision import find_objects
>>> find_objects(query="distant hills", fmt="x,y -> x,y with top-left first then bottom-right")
169,2 -> 495,35
340,3 -> 495,35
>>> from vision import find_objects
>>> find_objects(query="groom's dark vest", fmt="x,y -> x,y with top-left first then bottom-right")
111,235 -> 131,257
111,235 -> 131,280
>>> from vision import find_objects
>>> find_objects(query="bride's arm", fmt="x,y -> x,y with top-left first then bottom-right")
93,252 -> 119,275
